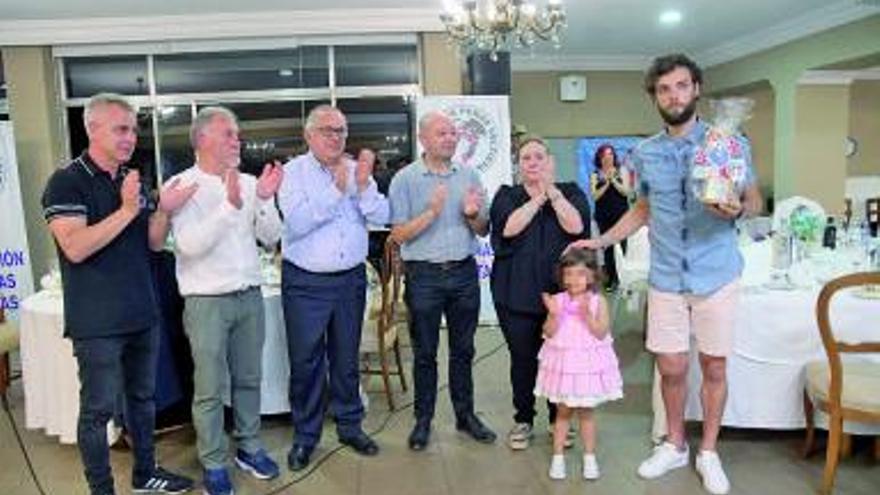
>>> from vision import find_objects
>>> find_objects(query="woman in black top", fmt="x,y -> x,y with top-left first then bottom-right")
490,136 -> 591,450
590,144 -> 631,290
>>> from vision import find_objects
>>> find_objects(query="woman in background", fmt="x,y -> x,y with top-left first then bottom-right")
590,144 -> 631,291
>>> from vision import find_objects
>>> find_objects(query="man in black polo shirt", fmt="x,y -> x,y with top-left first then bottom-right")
42,93 -> 196,495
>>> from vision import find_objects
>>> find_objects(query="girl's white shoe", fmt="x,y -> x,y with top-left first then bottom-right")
582,453 -> 600,480
549,454 -> 566,480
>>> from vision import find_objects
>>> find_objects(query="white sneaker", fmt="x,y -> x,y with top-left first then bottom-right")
507,423 -> 533,450
549,454 -> 566,480
582,453 -> 600,480
637,441 -> 689,479
695,450 -> 731,494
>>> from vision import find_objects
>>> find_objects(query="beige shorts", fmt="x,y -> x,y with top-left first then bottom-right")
646,278 -> 740,357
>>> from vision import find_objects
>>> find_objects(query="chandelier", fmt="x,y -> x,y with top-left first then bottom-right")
440,0 -> 567,59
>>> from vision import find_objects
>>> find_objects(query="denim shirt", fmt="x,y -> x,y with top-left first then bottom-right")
630,119 -> 755,296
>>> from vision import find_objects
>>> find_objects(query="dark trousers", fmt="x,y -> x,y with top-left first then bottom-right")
597,221 -> 627,287
72,328 -> 158,495
404,258 -> 480,422
494,305 -> 557,426
281,261 -> 366,449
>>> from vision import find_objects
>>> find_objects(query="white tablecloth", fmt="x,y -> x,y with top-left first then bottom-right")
234,287 -> 289,414
20,288 -> 290,443
652,242 -> 880,438
20,291 -> 80,444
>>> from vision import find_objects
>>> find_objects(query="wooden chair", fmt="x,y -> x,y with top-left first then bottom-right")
802,271 -> 880,494
359,237 -> 408,410
0,308 -> 21,410
866,198 -> 879,236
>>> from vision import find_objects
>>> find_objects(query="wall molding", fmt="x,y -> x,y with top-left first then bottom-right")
0,8 -> 443,46
511,54 -> 651,72
695,1 -> 879,67
799,68 -> 880,85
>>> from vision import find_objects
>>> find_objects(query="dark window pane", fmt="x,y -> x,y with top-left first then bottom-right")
155,47 -> 329,93
156,105 -> 194,181
67,106 -> 158,191
334,45 -> 418,86
195,100 -> 330,176
65,56 -> 149,98
336,97 -> 413,173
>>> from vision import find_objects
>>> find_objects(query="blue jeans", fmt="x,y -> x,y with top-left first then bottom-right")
72,328 -> 158,495
404,258 -> 480,422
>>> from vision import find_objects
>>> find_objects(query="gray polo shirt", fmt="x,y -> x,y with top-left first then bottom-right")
388,159 -> 488,262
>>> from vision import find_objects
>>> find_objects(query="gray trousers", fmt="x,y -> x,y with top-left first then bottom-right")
183,287 -> 265,469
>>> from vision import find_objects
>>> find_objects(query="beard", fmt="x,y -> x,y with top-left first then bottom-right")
658,98 -> 698,126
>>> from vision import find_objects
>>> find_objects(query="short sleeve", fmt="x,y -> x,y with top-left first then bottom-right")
388,169 -> 412,225
625,147 -> 649,198
41,169 -> 87,223
559,182 -> 591,239
488,185 -> 517,255
738,135 -> 757,187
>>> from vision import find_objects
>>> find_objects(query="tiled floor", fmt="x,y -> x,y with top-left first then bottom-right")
1,301 -> 878,494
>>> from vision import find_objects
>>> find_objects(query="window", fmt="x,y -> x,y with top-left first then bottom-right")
155,48 -> 329,93
64,56 -> 149,98
337,96 -> 413,171
334,45 -> 418,86
59,40 -> 419,190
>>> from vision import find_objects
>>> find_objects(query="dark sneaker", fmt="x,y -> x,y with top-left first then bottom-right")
234,449 -> 280,480
132,466 -> 194,494
202,468 -> 233,495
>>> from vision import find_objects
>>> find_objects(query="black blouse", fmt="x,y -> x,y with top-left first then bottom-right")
489,182 -> 591,315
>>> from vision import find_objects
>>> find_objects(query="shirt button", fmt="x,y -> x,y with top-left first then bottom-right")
681,228 -> 688,241
682,259 -> 689,271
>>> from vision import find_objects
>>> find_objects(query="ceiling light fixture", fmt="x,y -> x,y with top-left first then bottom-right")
659,10 -> 683,26
440,0 -> 567,60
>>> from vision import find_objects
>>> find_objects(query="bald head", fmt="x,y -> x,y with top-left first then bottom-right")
418,110 -> 458,163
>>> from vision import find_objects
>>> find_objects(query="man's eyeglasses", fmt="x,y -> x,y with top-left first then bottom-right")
314,126 -> 348,139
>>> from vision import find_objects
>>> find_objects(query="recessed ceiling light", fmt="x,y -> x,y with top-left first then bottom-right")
659,10 -> 683,26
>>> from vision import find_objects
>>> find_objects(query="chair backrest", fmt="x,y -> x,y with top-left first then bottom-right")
815,271 -> 880,408
867,198 -> 880,224
614,226 -> 650,288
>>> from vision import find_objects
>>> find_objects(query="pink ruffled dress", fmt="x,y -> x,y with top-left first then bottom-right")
534,292 -> 623,408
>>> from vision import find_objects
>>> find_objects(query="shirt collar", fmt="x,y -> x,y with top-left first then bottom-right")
661,117 -> 707,146
79,151 -> 131,181
416,157 -> 459,176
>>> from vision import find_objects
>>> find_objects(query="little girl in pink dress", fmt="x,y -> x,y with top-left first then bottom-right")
534,248 -> 623,481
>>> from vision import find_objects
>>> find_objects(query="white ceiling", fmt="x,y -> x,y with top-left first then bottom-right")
1,1 -> 878,68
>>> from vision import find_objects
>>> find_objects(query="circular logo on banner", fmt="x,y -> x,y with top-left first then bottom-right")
446,104 -> 501,174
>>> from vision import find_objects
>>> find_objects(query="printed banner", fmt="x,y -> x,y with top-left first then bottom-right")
0,122 -> 34,318
416,96 -> 513,324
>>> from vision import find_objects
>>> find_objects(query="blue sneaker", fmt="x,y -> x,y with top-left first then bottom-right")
234,449 -> 280,480
202,468 -> 233,495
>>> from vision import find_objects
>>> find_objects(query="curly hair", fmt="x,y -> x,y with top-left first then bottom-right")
593,144 -> 619,170
643,53 -> 703,98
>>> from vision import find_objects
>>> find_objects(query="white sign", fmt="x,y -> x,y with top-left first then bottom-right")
415,96 -> 513,324
415,95 -> 513,200
0,122 -> 34,318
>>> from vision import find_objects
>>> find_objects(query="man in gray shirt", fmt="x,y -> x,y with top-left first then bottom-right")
388,110 -> 497,451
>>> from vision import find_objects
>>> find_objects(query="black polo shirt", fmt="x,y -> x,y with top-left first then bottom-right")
41,152 -> 158,339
